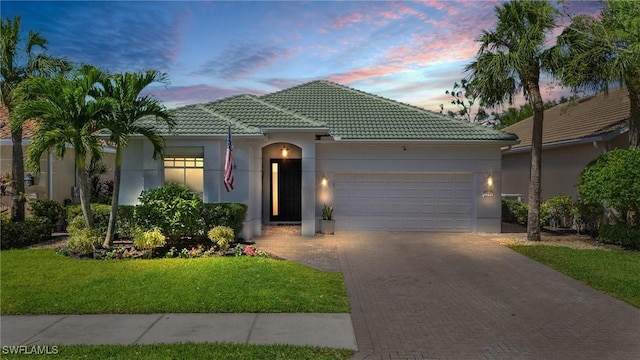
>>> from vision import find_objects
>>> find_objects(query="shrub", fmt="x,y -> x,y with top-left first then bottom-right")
135,183 -> 203,239
201,202 -> 247,239
66,204 -> 111,236
598,223 -> 640,250
116,205 -> 137,239
572,200 -> 602,236
208,226 -> 235,252
543,195 -> 574,228
0,217 -> 52,249
67,204 -> 138,239
578,149 -> 640,226
133,227 -> 166,258
502,199 -> 528,225
29,199 -> 63,231
66,228 -> 102,255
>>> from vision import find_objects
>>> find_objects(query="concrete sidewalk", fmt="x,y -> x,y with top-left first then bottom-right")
0,313 -> 357,350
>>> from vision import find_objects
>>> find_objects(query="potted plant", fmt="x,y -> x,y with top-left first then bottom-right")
320,204 -> 335,235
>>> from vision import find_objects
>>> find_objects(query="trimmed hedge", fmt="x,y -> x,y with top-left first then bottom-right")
202,203 -> 247,240
599,224 -> 640,250
67,201 -> 247,241
29,199 -> 63,231
135,183 -> 203,240
1,217 -> 52,249
502,199 -> 528,225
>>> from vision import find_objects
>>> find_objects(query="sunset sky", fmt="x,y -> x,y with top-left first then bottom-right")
2,1 -> 602,112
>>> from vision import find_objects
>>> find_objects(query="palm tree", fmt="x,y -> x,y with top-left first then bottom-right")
12,65 -> 113,228
100,70 -> 173,248
465,0 -> 559,241
1,16 -> 70,221
554,0 -> 640,148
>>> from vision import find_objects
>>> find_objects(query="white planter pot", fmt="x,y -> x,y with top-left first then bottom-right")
320,220 -> 335,235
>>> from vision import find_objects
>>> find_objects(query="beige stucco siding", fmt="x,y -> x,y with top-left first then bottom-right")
501,133 -> 629,201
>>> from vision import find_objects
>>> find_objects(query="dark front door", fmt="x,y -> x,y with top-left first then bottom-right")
270,158 -> 301,222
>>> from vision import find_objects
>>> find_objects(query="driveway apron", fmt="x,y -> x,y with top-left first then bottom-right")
335,232 -> 640,360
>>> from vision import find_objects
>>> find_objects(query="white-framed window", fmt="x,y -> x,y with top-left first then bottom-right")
164,156 -> 204,193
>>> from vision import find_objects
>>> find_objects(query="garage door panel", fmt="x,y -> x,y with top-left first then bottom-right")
334,172 -> 473,232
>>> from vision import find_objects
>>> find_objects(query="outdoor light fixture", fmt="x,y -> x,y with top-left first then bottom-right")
321,176 -> 328,187
487,175 -> 493,188
281,145 -> 289,158
24,174 -> 34,187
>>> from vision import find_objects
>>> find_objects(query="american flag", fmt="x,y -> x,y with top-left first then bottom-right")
224,125 -> 234,192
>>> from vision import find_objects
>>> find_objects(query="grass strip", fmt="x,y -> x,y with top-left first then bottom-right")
0,249 -> 349,315
0,343 -> 356,360
508,245 -> 640,308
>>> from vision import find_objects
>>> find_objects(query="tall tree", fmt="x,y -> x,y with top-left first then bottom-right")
441,79 -> 489,124
12,65 -> 112,228
0,16 -> 70,221
100,70 -> 173,248
554,0 -> 640,148
465,0 -> 559,241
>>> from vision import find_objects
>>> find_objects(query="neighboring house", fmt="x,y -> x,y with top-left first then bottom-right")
123,80 -> 517,239
0,106 -> 114,208
501,87 -> 629,201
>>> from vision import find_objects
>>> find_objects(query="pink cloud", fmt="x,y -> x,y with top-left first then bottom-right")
326,64 -> 407,85
331,11 -> 367,29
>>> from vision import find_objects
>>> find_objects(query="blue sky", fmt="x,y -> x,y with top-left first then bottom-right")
2,1 -> 602,111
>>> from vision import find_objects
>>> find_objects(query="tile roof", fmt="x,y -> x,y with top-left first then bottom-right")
5,81 -> 518,142
503,87 -> 629,149
137,101 -> 261,136
0,106 -> 37,139
262,80 -> 517,141
202,94 -> 325,130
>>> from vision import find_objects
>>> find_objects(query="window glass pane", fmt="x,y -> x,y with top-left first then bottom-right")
185,168 -> 204,193
164,168 -> 184,185
164,156 -> 204,192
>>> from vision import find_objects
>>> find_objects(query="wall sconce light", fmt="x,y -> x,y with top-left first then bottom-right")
487,175 -> 493,188
24,174 -> 35,187
281,145 -> 289,158
321,176 -> 328,187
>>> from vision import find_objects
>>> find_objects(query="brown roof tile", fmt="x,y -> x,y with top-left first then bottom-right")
0,106 -> 37,139
503,87 -> 629,149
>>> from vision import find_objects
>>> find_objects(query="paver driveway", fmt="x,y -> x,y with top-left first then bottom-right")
256,231 -> 640,360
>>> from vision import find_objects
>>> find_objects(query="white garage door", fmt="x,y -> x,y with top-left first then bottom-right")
334,173 -> 473,231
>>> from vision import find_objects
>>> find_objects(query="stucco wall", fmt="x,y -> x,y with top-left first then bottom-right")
1,143 -> 114,211
501,133 -> 629,201
315,142 -> 503,233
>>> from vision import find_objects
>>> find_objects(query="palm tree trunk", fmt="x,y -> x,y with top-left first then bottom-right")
103,148 -> 122,248
76,165 -> 94,229
11,128 -> 26,222
527,80 -> 544,241
627,77 -> 640,149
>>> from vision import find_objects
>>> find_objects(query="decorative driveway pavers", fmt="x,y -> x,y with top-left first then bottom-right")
255,231 -> 640,360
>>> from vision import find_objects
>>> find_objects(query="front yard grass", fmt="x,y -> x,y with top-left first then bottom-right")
508,245 -> 640,308
1,343 -> 355,360
0,249 -> 349,315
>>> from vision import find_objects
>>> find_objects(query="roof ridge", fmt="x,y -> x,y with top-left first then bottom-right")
196,104 -> 260,134
250,95 -> 326,127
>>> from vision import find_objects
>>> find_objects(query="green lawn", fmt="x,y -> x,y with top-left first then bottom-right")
0,249 -> 349,315
0,343 -> 355,360
508,245 -> 640,308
